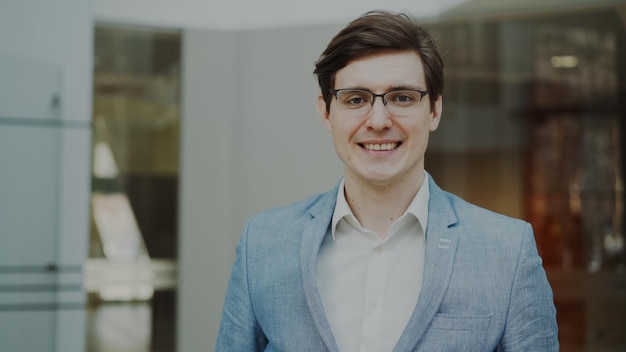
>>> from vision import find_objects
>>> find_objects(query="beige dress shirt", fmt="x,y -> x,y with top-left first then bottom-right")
317,173 -> 430,352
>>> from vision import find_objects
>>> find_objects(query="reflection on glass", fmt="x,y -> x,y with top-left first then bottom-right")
427,6 -> 625,351
87,24 -> 181,352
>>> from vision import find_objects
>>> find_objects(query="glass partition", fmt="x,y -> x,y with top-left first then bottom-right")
426,6 -> 625,351
87,24 -> 181,352
0,53 -> 64,351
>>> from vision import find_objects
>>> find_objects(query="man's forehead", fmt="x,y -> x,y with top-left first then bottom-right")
334,51 -> 426,89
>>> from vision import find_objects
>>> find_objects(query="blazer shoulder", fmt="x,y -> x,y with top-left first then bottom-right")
246,188 -> 335,228
442,189 -> 530,234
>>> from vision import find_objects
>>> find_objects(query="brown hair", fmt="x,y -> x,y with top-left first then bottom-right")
314,10 -> 443,112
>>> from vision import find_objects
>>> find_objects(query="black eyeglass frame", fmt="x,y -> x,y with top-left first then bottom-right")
330,88 -> 430,106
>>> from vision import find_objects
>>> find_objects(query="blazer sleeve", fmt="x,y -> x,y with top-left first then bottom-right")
216,222 -> 268,351
498,222 -> 559,351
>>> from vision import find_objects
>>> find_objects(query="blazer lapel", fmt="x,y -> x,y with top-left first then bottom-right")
394,177 -> 459,352
300,185 -> 341,352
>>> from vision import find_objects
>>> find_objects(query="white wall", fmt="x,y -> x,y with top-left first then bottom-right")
178,23 -> 343,350
178,29 -> 238,352
233,25 -> 344,218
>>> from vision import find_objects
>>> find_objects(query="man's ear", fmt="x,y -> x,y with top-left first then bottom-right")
429,95 -> 443,132
318,95 -> 332,132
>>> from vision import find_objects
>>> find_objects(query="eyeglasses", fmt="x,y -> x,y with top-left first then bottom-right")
330,88 -> 429,116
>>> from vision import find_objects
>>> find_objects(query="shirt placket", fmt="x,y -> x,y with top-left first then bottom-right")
360,236 -> 387,352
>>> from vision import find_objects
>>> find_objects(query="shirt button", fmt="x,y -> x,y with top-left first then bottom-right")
374,246 -> 382,255
368,300 -> 378,310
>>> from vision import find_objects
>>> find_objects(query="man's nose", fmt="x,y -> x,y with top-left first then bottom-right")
365,97 -> 392,130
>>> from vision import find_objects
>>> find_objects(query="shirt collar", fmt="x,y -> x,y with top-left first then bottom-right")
331,172 -> 430,240
331,178 -> 355,239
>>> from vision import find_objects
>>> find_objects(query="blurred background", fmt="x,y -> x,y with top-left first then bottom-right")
0,0 -> 624,351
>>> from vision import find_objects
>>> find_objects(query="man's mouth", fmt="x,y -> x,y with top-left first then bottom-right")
361,142 -> 400,151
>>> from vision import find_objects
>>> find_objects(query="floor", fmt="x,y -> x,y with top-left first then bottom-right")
86,302 -> 151,352
84,259 -> 177,352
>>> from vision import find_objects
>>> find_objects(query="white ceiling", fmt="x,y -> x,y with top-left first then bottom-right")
93,0 -> 468,30
93,0 -> 625,30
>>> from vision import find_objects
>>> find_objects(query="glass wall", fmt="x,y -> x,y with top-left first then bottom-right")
426,6 -> 625,352
87,24 -> 181,352
0,54 -> 67,352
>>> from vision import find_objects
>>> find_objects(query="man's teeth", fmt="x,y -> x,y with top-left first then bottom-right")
364,143 -> 397,151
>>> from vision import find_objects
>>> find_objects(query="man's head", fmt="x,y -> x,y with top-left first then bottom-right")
314,11 -> 444,188
314,10 -> 444,112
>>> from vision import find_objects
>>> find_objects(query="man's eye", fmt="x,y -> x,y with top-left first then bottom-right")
390,94 -> 414,102
388,92 -> 418,105
348,97 -> 366,105
341,93 -> 370,106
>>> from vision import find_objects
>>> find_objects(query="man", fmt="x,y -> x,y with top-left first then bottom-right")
216,10 -> 558,352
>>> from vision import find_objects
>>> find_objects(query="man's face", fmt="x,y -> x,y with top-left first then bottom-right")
318,50 -> 442,188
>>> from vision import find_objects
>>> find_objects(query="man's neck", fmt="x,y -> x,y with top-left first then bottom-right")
343,171 -> 425,239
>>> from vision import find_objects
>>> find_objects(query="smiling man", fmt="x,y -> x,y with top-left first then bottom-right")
216,11 -> 559,352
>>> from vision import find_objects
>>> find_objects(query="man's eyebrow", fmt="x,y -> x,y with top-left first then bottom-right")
337,85 -> 426,92
388,85 -> 426,91
333,86 -> 372,91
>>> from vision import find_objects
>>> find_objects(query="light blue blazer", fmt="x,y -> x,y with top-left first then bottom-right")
216,177 -> 559,351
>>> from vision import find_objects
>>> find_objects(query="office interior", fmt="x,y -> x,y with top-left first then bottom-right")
0,0 -> 625,351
